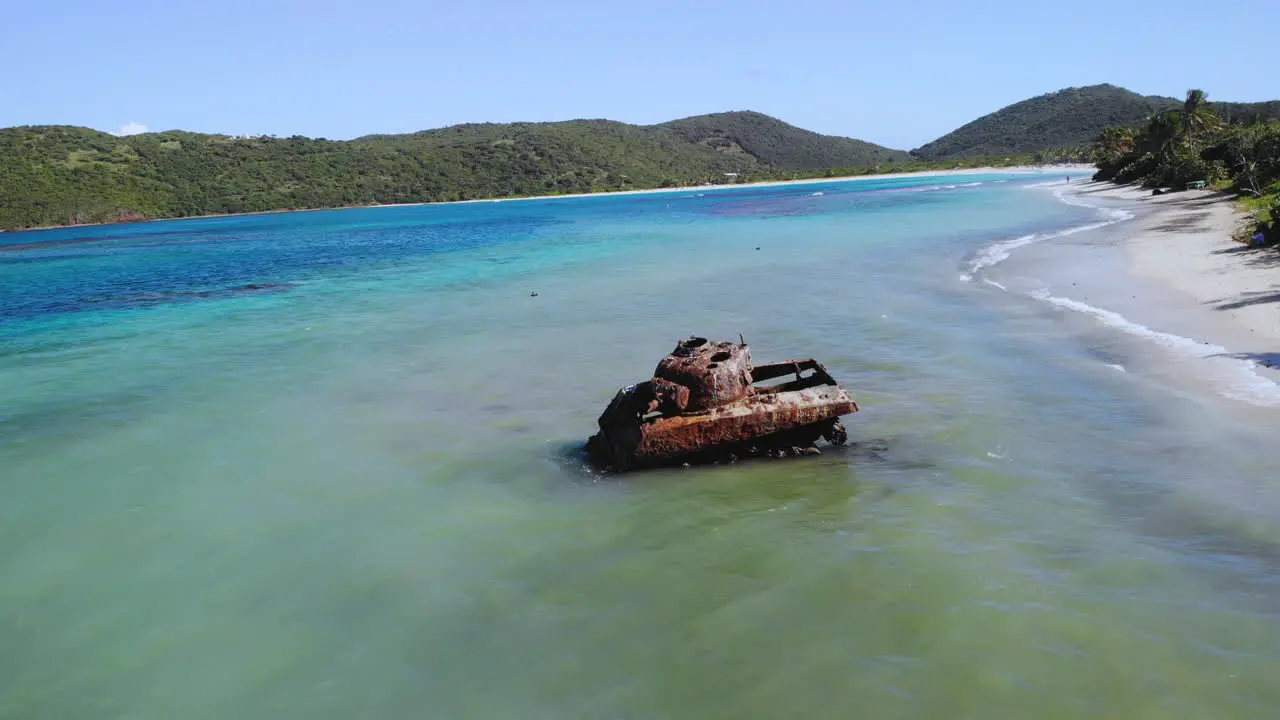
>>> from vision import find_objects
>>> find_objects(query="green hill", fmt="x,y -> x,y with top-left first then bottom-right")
912,85 -> 1280,160
911,84 -> 1182,159
0,113 -> 904,231
655,111 -> 909,170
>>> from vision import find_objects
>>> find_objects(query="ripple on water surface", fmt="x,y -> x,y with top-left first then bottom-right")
3,174 -> 1280,718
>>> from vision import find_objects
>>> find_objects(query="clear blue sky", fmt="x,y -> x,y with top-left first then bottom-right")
2,0 -> 1274,149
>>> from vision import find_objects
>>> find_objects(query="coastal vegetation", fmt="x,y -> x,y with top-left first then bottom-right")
1092,89 -> 1280,241
3,86 -> 1276,232
0,114 -> 908,231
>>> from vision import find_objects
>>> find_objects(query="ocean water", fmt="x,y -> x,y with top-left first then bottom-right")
4,173 -> 1280,719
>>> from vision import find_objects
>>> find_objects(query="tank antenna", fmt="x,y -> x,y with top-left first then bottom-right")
739,333 -> 746,346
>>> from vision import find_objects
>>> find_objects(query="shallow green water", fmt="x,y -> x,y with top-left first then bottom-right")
4,174 -> 1280,718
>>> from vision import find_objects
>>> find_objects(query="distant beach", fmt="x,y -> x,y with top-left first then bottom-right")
0,164 -> 1095,235
452,163 -> 1098,206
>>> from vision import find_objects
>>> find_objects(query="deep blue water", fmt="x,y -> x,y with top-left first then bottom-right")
0,174 -> 1064,320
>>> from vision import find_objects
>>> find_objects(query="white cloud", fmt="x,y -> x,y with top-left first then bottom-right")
114,121 -> 150,136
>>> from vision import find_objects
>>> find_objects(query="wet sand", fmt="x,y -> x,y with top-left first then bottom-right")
1080,182 -> 1280,383
969,177 -> 1280,413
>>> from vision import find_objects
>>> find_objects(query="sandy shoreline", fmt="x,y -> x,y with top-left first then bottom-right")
454,162 -> 1096,205
1117,186 -> 1277,344
1038,180 -> 1280,407
1,163 -> 1094,236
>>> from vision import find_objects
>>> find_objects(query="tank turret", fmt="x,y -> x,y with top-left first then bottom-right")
653,336 -> 754,412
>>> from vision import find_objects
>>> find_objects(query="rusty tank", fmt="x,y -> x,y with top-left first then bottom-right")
585,336 -> 859,472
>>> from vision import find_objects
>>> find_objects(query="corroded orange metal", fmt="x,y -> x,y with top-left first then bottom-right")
586,336 -> 858,472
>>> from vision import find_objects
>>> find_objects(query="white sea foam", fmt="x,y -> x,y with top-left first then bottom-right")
899,181 -> 984,195
1051,185 -> 1135,221
960,233 -> 1039,282
1030,290 -> 1280,406
962,185 -> 1134,283
967,184 -> 1280,404
809,191 -> 824,196
964,185 -> 1280,403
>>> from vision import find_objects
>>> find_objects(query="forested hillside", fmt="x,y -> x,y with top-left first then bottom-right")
912,85 -> 1182,158
656,111 -> 908,169
912,85 -> 1280,160
10,89 -> 1272,232
0,113 -> 904,230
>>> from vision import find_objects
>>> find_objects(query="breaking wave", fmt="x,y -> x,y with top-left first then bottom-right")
964,184 -> 1280,406
961,185 -> 1134,283
1030,290 -> 1280,406
893,181 -> 988,195
959,233 -> 1039,282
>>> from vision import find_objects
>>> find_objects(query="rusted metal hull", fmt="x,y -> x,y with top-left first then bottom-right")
601,388 -> 855,471
586,337 -> 859,472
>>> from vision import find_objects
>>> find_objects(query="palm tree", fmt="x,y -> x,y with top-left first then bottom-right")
1096,126 -> 1135,157
1180,88 -> 1220,151
1143,111 -> 1182,159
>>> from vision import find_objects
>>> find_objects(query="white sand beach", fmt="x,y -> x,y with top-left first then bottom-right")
1124,189 -> 1277,344
1097,183 -> 1277,353
466,163 -> 1098,206
1042,181 -> 1280,407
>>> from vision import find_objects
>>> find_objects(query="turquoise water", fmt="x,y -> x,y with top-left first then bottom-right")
4,173 -> 1280,718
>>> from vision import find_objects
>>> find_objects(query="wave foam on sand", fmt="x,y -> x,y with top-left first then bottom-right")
959,185 -> 1133,282
1030,289 -> 1280,406
965,183 -> 1280,407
